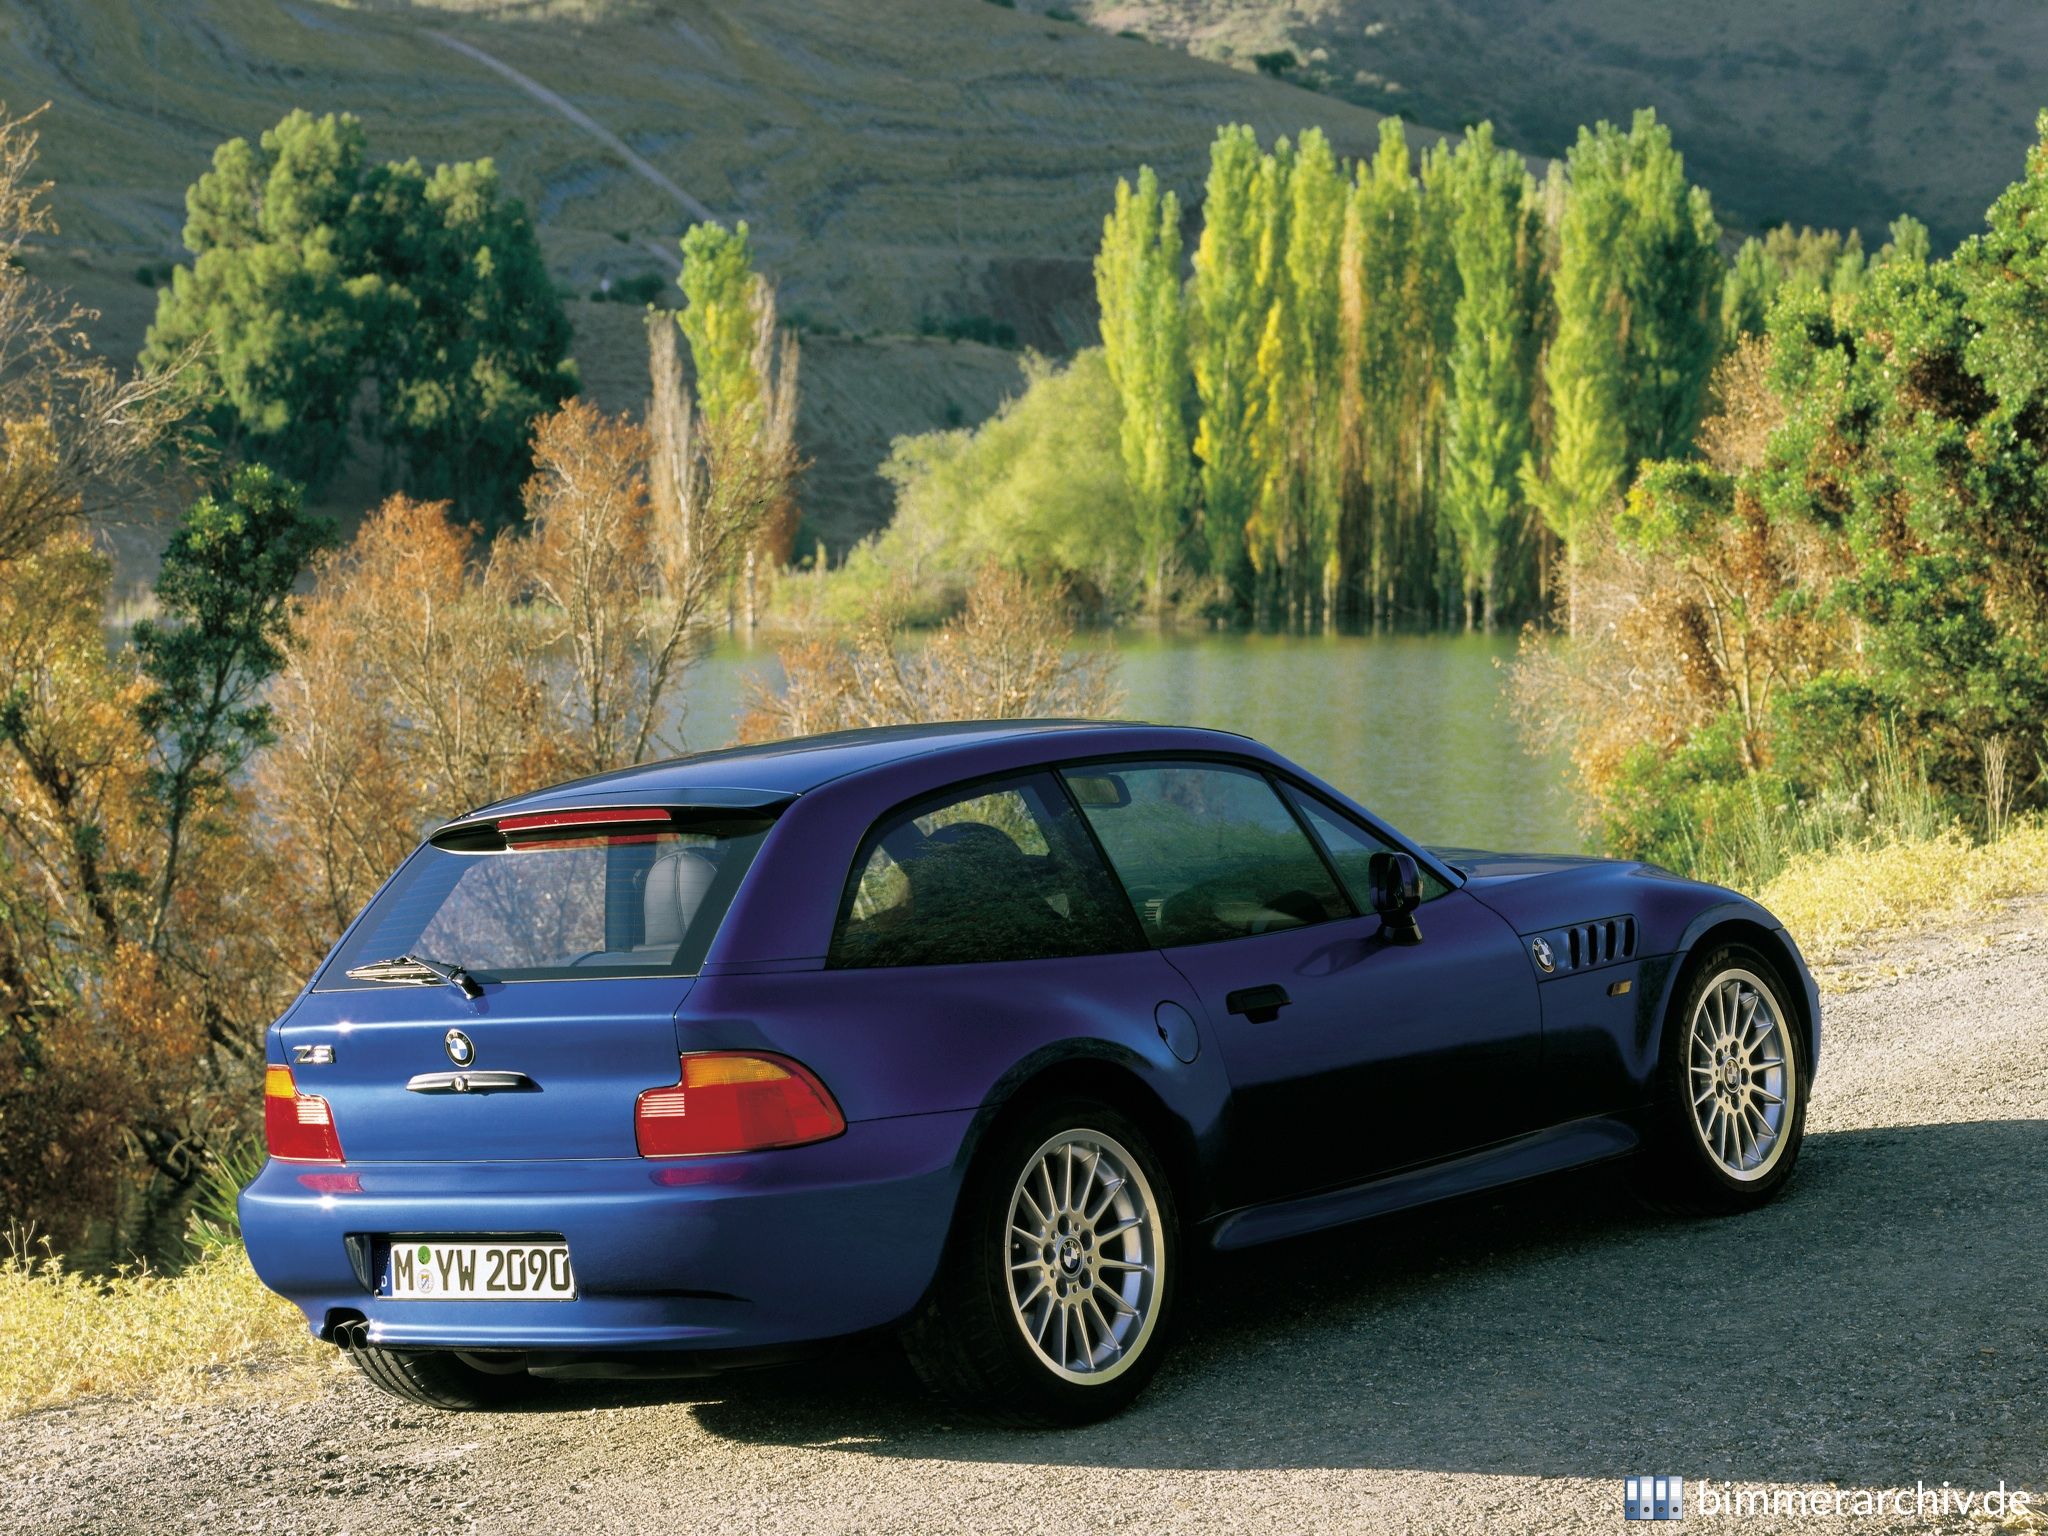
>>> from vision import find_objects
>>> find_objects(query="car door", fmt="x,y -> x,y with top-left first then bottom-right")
1062,759 -> 1541,1208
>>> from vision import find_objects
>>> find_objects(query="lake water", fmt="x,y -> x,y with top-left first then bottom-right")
675,630 -> 1587,854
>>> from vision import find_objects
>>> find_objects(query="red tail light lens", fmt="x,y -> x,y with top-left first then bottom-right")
635,1053 -> 845,1157
264,1064 -> 345,1163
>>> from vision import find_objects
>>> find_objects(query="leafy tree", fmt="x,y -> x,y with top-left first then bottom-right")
144,110 -> 575,527
143,111 -> 370,484
1094,167 -> 1193,613
133,466 -> 333,951
1525,109 -> 1721,629
1438,124 -> 1545,628
1248,128 -> 1346,625
677,220 -> 766,430
1341,119 -> 1453,626
363,156 -> 577,518
1189,125 -> 1271,612
1879,214 -> 1931,268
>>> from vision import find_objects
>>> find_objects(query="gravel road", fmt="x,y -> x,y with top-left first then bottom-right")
7,940 -> 2044,1535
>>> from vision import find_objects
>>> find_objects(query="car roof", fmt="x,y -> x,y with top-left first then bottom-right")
452,719 -> 1257,823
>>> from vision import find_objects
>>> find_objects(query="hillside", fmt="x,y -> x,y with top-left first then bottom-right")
1062,0 -> 2048,246
0,0 -> 1440,575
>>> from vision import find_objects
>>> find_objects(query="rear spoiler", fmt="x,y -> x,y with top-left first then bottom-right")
431,790 -> 796,851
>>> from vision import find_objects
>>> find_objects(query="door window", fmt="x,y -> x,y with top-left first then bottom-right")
831,773 -> 1143,968
1062,761 -> 1350,947
1282,785 -> 1454,906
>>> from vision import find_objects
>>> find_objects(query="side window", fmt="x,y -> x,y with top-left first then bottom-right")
830,773 -> 1144,968
1283,785 -> 1454,906
1063,761 -> 1350,947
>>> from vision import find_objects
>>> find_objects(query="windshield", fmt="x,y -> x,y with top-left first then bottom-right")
320,811 -> 776,987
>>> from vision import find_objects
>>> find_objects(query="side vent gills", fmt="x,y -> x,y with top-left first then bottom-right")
1532,914 -> 1639,976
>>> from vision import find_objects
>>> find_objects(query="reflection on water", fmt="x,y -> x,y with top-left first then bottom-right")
676,630 -> 1585,854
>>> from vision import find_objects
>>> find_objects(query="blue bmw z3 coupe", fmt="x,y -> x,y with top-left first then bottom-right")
242,720 -> 1819,1424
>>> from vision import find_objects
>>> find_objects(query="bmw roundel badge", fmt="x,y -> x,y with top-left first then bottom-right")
1531,937 -> 1556,973
444,1027 -> 476,1067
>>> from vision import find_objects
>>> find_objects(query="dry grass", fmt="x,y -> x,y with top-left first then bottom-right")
1757,822 -> 2048,976
0,1238 -> 323,1418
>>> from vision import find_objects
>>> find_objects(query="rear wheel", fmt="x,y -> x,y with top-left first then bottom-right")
346,1343 -> 536,1411
1639,943 -> 1808,1214
903,1099 -> 1177,1426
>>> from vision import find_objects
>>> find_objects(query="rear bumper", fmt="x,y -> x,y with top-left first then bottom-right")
240,1110 -> 973,1357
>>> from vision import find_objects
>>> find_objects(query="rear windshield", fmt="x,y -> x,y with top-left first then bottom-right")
320,812 -> 775,987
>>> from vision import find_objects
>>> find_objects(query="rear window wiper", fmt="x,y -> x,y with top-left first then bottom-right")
343,953 -> 483,997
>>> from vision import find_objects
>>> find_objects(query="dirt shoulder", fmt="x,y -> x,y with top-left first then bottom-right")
8,936 -> 2045,1536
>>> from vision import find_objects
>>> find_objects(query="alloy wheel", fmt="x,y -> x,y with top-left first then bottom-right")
1004,1129 -> 1164,1384
1686,967 -> 1796,1182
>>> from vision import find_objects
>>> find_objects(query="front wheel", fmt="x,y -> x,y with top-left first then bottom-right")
1640,944 -> 1808,1214
903,1099 -> 1178,1426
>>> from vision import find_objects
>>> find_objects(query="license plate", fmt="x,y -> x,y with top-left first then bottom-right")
383,1239 -> 576,1300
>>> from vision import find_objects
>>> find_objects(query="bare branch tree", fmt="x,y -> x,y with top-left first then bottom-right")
0,104 -> 197,565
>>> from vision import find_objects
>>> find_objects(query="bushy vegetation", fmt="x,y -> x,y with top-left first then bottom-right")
1515,117 -> 2048,885
830,350 -> 1145,622
739,565 -> 1120,743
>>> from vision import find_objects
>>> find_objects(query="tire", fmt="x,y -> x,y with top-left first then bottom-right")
902,1098 -> 1179,1427
1638,942 -> 1809,1215
346,1343 -> 536,1411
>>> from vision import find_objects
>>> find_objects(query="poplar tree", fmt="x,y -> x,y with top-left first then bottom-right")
1265,127 -> 1347,624
1524,109 -> 1720,630
1340,119 -> 1450,625
1439,124 -> 1544,629
677,220 -> 776,432
1095,166 -> 1192,613
1189,125 -> 1270,614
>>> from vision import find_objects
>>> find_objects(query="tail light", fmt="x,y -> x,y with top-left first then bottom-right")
264,1064 -> 345,1163
635,1052 -> 845,1157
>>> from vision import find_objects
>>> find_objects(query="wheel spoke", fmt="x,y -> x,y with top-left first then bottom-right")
1097,1257 -> 1151,1274
1084,1293 -> 1119,1353
1096,1283 -> 1138,1316
1086,1177 -> 1124,1224
1016,1184 -> 1049,1228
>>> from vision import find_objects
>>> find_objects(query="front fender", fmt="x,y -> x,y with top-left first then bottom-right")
1661,898 -> 1823,1082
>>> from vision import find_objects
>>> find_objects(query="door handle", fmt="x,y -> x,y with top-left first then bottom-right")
1225,984 -> 1291,1024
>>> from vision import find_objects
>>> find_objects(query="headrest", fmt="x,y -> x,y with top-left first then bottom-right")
644,848 -> 719,950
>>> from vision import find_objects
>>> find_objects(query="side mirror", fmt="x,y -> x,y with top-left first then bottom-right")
1368,851 -> 1423,945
